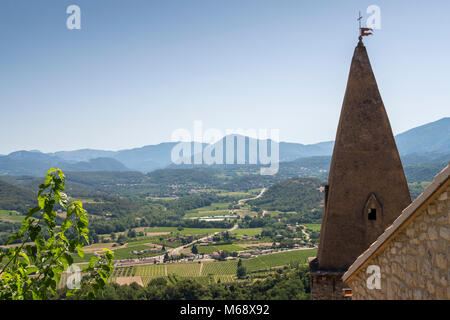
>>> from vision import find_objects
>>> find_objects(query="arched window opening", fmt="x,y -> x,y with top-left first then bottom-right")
368,208 -> 377,220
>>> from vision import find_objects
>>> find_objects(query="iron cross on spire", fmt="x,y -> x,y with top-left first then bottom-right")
358,11 -> 363,29
358,11 -> 373,41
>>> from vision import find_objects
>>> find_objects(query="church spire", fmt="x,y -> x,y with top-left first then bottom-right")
310,38 -> 411,299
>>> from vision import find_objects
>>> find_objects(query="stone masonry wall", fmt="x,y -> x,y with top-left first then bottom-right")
348,186 -> 449,300
311,273 -> 349,300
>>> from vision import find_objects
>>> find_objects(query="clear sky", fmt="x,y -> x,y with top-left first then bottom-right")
1,0 -> 449,154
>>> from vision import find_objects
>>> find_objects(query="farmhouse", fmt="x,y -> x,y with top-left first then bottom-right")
239,252 -> 252,259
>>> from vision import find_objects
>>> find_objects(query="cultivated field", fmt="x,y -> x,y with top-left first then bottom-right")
231,228 -> 262,237
302,224 -> 321,232
197,244 -> 244,254
145,227 -> 227,235
202,260 -> 238,275
0,210 -> 24,223
167,263 -> 201,277
109,249 -> 317,287
242,249 -> 317,272
184,210 -> 232,218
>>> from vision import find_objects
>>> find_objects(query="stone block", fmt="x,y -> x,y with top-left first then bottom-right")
439,227 -> 449,241
435,253 -> 447,270
428,226 -> 438,240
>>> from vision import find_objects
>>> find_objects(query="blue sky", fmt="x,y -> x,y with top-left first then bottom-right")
1,0 -> 449,154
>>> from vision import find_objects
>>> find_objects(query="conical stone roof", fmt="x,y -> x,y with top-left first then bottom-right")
316,40 -> 411,271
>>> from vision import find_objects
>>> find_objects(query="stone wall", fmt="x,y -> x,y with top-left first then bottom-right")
347,186 -> 449,300
311,273 -> 349,300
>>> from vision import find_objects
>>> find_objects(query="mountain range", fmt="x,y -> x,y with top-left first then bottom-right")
0,117 -> 448,176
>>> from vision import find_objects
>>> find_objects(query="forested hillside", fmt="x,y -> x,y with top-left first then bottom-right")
247,178 -> 323,214
0,179 -> 35,213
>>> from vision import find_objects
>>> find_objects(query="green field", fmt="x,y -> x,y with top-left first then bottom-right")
167,263 -> 201,277
145,227 -> 226,235
135,264 -> 166,277
111,266 -> 137,277
302,224 -> 321,232
202,260 -> 238,275
112,244 -> 159,260
197,244 -> 243,254
131,249 -> 315,277
188,202 -> 231,212
127,236 -> 182,248
218,191 -> 251,197
110,249 -> 317,286
184,210 -> 232,218
71,252 -> 95,263
232,228 -> 262,237
0,210 -> 24,222
242,249 -> 317,272
265,210 -> 297,217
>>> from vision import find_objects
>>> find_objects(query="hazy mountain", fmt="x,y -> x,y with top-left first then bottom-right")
395,117 -> 450,155
53,149 -> 116,162
59,157 -> 129,172
0,151 -> 61,176
0,152 -> 130,176
186,135 -> 334,165
113,142 -> 183,172
0,117 -> 448,176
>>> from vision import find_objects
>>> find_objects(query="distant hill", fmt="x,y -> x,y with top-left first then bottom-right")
113,142 -> 187,172
247,177 -> 323,222
0,152 -> 130,176
0,117 -> 448,176
0,179 -> 36,213
395,117 -> 450,155
53,149 -> 116,162
277,154 -> 449,183
60,157 -> 129,172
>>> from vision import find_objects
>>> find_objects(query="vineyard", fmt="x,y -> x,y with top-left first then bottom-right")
135,264 -> 166,277
167,263 -> 201,277
202,260 -> 238,275
108,249 -> 317,287
111,266 -> 137,277
242,249 -> 317,272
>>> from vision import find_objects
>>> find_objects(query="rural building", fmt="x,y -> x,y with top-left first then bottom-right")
309,34 -> 411,299
343,165 -> 449,299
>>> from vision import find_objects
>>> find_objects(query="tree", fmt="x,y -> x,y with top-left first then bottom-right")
0,168 -> 114,300
117,234 -> 127,244
191,245 -> 198,255
127,229 -> 137,238
237,265 -> 247,279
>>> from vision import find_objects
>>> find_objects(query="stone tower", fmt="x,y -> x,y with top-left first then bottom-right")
309,38 -> 411,300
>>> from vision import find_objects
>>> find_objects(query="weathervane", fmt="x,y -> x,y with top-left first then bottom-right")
358,11 -> 373,41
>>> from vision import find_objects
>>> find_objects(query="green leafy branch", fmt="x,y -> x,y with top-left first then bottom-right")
0,168 -> 114,300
